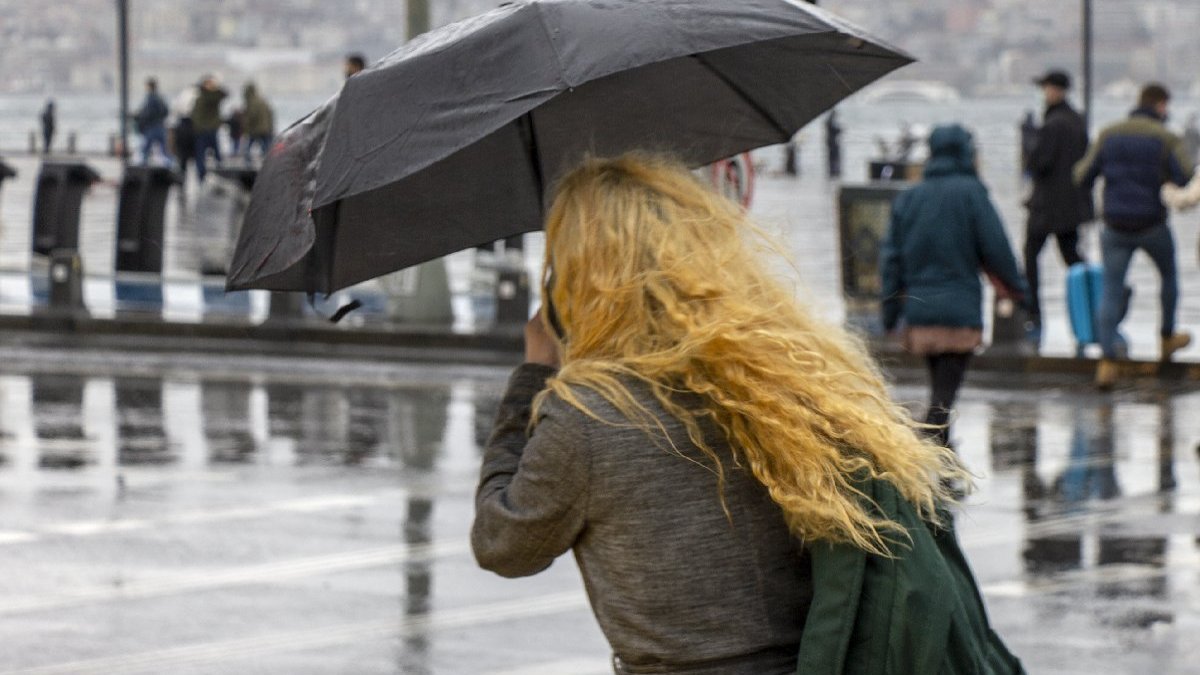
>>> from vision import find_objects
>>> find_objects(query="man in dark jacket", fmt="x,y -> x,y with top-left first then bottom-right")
1075,83 -> 1195,387
191,75 -> 228,182
135,78 -> 172,166
1023,70 -> 1093,344
825,110 -> 842,178
40,100 -> 55,154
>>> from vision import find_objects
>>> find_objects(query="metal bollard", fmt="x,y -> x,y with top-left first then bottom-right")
987,296 -> 1030,356
494,267 -> 531,327
265,291 -> 307,324
46,249 -> 89,317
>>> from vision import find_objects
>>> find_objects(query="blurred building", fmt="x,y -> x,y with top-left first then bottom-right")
1,0 -> 1198,98
822,0 -> 1200,98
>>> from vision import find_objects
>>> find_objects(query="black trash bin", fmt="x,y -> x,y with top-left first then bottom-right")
32,161 -> 101,256
115,166 -> 180,274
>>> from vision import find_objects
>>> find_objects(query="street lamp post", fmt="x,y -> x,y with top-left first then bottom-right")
407,0 -> 430,39
1082,0 -> 1093,130
117,0 -> 130,164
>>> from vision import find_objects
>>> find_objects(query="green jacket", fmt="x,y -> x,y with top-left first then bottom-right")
797,478 -> 1025,675
243,85 -> 274,137
191,86 -> 228,133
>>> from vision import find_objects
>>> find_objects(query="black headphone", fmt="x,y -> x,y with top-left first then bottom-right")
543,264 -> 566,341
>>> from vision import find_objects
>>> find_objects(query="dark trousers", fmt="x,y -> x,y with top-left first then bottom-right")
173,120 -> 195,179
245,134 -> 271,161
1099,224 -> 1178,358
1023,228 -> 1083,323
193,130 -> 222,182
925,353 -> 972,448
140,126 -> 172,165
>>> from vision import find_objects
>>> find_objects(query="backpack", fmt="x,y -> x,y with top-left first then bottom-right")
796,478 -> 1025,675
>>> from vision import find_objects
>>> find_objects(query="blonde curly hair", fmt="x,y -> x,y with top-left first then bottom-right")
536,153 -> 966,554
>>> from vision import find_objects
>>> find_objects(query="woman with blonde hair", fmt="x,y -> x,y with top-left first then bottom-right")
472,154 -> 1022,674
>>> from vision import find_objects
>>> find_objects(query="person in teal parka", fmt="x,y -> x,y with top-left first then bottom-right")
881,124 -> 1028,448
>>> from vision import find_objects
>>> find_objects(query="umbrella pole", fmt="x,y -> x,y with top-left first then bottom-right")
1081,0 -> 1093,131
520,114 -> 545,206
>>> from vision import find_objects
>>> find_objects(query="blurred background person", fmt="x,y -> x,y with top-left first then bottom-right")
191,74 -> 228,182
170,83 -> 199,182
1075,83 -> 1195,387
824,109 -> 842,178
882,125 -> 1028,448
134,77 -> 172,166
1022,70 -> 1093,347
241,82 -> 274,163
1181,113 -> 1200,168
1019,109 -> 1038,180
344,53 -> 366,79
225,106 -> 244,158
40,99 -> 56,154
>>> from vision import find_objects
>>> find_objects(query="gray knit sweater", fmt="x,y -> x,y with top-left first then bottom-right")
472,364 -> 812,675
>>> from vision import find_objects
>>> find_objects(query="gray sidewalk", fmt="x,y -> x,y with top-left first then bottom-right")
0,353 -> 1196,674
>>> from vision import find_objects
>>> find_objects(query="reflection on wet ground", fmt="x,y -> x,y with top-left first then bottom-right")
0,361 -> 1197,674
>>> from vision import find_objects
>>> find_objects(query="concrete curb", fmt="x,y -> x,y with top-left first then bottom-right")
873,346 -> 1200,387
0,314 -> 523,365
1,313 -> 1198,385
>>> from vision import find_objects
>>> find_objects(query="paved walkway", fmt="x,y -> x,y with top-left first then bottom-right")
0,352 -> 1196,674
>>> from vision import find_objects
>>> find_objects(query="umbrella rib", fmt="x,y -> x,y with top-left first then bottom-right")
521,113 -> 546,206
692,55 -> 793,141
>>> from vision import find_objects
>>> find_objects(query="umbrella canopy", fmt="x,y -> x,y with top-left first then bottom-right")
227,0 -> 912,293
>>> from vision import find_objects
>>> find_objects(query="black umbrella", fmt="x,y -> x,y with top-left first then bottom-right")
227,0 -> 912,293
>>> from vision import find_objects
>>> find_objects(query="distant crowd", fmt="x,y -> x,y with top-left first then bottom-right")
34,54 -> 375,186
133,75 -> 275,182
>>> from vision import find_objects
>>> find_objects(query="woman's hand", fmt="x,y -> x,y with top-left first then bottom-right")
524,308 -> 561,368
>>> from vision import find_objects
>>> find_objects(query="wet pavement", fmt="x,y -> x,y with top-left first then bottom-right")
2,98 -> 1200,673
0,351 -> 1197,674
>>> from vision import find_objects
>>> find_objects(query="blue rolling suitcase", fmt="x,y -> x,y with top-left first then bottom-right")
1066,263 -> 1129,357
